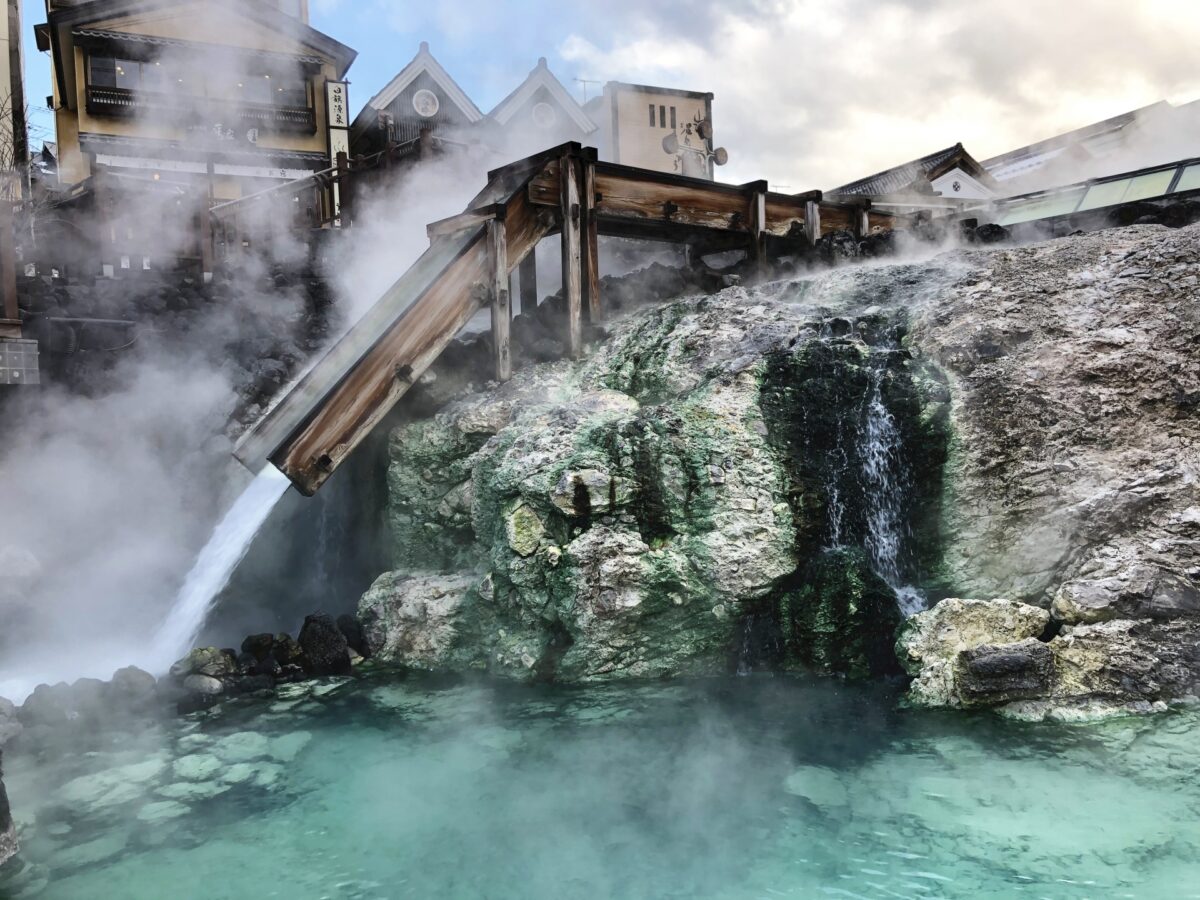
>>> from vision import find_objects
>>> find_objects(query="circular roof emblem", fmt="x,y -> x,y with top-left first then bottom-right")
532,102 -> 558,129
412,89 -> 440,118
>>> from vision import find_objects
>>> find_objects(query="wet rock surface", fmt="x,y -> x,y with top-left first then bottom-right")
363,269 -> 951,681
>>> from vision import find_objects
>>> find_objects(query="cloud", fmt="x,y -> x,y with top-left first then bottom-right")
560,0 -> 1200,189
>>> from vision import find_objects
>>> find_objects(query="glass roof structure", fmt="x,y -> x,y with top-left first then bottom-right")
982,157 -> 1200,227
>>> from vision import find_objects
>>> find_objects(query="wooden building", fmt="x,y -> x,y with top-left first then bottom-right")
35,0 -> 356,277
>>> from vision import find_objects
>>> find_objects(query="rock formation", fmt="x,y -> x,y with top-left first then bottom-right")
0,754 -> 16,867
360,264 -> 952,681
357,222 -> 1200,714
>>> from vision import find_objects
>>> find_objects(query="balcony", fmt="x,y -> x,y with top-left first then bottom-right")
86,86 -> 317,134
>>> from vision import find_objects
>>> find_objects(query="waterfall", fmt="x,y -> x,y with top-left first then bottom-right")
813,351 -> 927,619
146,466 -> 290,672
858,366 -> 927,617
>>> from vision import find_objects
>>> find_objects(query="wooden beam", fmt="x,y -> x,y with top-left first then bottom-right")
560,152 -> 583,358
487,217 -> 511,382
804,200 -> 821,246
581,160 -> 601,323
427,205 -> 501,240
519,251 -> 537,313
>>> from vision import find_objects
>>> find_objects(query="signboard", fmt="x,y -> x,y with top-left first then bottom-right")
326,80 -> 350,223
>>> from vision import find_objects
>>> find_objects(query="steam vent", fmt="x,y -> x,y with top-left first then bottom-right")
2,1 -> 1200,896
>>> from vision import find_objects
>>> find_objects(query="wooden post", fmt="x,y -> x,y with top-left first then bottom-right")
519,253 -> 537,313
850,199 -> 871,239
804,200 -> 821,246
419,127 -> 434,161
487,216 -> 511,382
581,157 -> 601,323
743,180 -> 768,280
559,152 -> 583,358
0,201 -> 17,335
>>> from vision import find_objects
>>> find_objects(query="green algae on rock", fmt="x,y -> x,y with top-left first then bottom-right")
358,282 -> 950,682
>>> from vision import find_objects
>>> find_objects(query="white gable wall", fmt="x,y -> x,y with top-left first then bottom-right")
930,168 -> 995,200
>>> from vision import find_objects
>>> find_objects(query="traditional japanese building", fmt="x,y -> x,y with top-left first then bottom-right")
36,0 -> 356,275
351,45 -> 722,180
828,143 -> 998,209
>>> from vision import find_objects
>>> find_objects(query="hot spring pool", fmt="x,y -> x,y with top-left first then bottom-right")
2,674 -> 1198,899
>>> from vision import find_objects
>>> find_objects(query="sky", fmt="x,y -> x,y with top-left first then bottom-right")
21,0 -> 1200,189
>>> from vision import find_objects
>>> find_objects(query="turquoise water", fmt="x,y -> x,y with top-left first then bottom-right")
2,673 -> 1198,899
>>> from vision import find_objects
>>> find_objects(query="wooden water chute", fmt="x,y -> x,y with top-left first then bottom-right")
236,142 -> 898,495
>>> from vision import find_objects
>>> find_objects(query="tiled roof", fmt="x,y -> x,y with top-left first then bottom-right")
830,144 -> 965,197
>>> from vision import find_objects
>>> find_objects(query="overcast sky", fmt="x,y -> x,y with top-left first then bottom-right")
24,0 -> 1200,189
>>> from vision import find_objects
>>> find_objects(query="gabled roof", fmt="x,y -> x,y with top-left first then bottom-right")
354,41 -> 483,132
488,58 -> 596,134
830,143 -> 995,197
47,0 -> 357,77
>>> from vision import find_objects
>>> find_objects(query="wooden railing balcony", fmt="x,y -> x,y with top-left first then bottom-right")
86,86 -> 317,134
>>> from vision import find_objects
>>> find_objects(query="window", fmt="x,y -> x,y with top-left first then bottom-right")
659,105 -> 666,128
1174,164 -> 1200,194
1122,170 -> 1175,202
648,103 -> 655,127
669,106 -> 676,130
90,56 -> 141,90
994,188 -> 1086,225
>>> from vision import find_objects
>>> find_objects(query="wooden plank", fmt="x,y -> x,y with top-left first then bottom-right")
582,161 -> 601,323
560,153 -> 583,358
427,205 -> 500,240
272,235 -> 491,494
234,226 -> 486,474
818,204 -> 853,234
519,253 -> 537,313
593,169 -> 751,232
487,218 -> 511,382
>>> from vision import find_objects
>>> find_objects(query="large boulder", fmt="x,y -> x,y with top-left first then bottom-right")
297,613 -> 351,676
359,572 -> 480,670
898,597 -> 1200,719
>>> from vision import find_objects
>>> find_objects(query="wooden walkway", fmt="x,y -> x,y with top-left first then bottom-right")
234,142 -> 898,495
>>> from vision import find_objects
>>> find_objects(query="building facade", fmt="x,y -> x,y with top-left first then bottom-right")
351,46 -> 722,180
34,0 -> 355,277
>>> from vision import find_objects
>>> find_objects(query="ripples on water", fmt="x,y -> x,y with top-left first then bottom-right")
2,674 -> 1198,899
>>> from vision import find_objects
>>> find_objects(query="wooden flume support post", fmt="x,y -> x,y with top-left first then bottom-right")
487,215 -> 511,382
581,153 -> 601,323
851,199 -> 872,239
744,180 -> 769,280
804,199 -> 822,247
559,149 -> 583,357
518,254 -> 537,313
